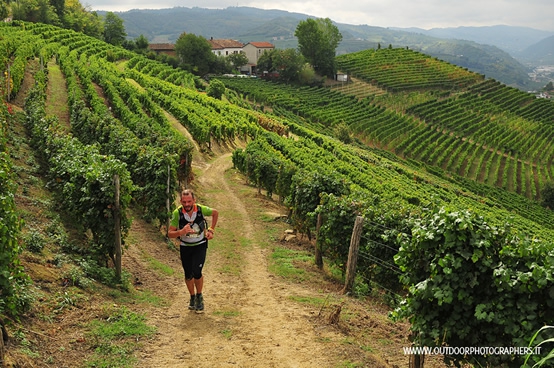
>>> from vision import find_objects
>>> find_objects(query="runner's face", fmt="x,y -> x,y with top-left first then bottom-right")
181,194 -> 195,212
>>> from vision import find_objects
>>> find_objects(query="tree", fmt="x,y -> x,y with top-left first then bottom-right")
273,48 -> 305,82
256,49 -> 275,74
298,63 -> 320,86
9,0 -> 103,40
206,79 -> 226,99
103,12 -> 126,46
63,0 -> 103,38
295,18 -> 342,78
50,0 -> 65,21
0,1 -> 8,20
210,55 -> 232,75
227,52 -> 249,73
545,81 -> 554,91
122,34 -> 149,53
134,34 -> 149,51
38,0 -> 60,24
12,0 -> 60,25
256,48 -> 305,83
175,32 -> 214,76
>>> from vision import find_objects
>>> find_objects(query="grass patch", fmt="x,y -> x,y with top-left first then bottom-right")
88,306 -> 156,338
377,338 -> 393,346
335,361 -> 364,368
341,337 -> 358,345
261,219 -> 288,246
45,61 -> 69,126
210,228 -> 250,276
360,345 -> 374,353
269,246 -> 313,282
116,60 -> 128,72
212,309 -> 241,318
85,341 -> 138,368
140,250 -> 175,276
217,263 -> 241,275
288,295 -> 328,308
85,306 -> 156,367
125,77 -> 145,92
220,328 -> 233,340
108,288 -> 168,307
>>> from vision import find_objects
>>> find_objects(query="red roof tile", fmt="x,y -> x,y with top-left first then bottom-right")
208,39 -> 244,50
246,42 -> 274,48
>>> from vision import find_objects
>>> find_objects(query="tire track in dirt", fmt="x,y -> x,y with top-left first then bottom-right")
133,153 -> 340,367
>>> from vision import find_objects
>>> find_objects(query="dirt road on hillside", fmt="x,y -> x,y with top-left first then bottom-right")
124,152 -> 346,368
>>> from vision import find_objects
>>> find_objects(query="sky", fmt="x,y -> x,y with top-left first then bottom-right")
82,0 -> 554,32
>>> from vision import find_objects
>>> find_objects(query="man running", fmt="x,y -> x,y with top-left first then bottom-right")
168,189 -> 218,313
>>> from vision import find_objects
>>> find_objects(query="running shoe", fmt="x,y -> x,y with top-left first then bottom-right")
195,293 -> 204,312
188,294 -> 196,310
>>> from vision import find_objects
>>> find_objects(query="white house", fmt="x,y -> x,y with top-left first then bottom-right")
208,38 -> 244,57
242,42 -> 275,75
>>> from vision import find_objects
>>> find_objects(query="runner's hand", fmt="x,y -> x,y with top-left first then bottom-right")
181,224 -> 194,236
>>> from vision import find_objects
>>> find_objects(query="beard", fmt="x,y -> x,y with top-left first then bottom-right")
183,205 -> 193,212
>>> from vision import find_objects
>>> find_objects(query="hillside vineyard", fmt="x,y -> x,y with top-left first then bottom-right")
2,20 -> 554,367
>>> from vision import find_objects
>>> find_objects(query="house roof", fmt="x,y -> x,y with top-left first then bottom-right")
245,42 -> 274,49
208,38 -> 244,50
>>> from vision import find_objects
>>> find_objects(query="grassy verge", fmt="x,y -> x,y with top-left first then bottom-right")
84,306 -> 156,368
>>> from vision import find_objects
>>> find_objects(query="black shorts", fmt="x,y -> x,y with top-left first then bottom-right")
179,242 -> 207,280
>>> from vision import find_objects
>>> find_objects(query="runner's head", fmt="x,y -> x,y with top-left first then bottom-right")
180,189 -> 196,212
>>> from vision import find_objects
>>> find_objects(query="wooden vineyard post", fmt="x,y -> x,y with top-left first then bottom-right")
166,165 -> 170,238
0,321 -> 4,367
6,65 -> 10,102
183,156 -> 190,189
315,213 -> 323,269
114,174 -> 122,281
409,351 -> 425,368
341,216 -> 364,294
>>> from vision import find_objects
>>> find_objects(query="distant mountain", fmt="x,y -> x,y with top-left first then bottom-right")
105,7 -> 308,43
518,35 -> 554,65
103,6 -> 549,90
394,25 -> 554,55
237,16 -> 300,44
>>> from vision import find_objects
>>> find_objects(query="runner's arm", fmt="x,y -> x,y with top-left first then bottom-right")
208,209 -> 218,233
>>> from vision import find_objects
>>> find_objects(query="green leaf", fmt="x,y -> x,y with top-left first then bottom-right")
471,249 -> 483,263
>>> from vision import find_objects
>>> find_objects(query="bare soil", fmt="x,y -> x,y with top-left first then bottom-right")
130,152 -> 350,368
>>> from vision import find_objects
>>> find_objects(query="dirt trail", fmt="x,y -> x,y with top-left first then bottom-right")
125,152 -> 343,368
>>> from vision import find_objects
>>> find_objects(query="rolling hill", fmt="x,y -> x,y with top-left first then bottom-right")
101,6 -> 553,90
519,35 -> 554,65
395,25 -> 554,55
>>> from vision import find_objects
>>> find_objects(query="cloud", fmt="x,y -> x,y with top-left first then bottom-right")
83,0 -> 554,31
